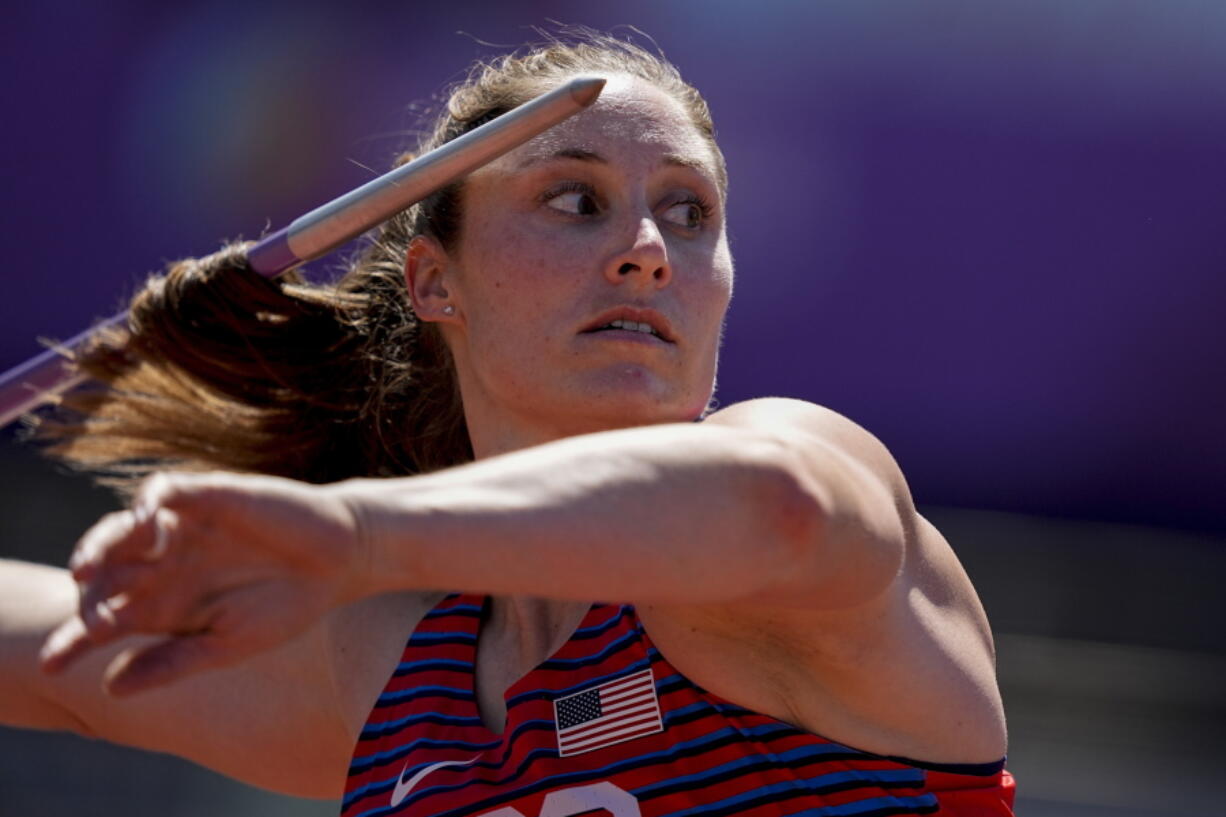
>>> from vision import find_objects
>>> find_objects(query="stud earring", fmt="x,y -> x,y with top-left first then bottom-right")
442,305 -> 455,316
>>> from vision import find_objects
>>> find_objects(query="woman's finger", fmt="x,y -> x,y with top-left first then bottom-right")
71,507 -> 177,583
72,468 -> 220,581
103,634 -> 227,697
43,567 -> 181,676
74,593 -> 145,652
46,592 -> 146,673
77,561 -> 164,619
39,615 -> 96,674
69,510 -> 140,580
43,568 -> 167,673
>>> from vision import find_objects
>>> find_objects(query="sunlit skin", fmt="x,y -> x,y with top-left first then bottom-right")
406,75 -> 734,458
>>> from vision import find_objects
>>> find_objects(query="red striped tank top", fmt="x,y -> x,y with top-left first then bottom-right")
342,594 -> 1015,817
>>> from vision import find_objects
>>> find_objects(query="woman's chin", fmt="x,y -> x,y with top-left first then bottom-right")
559,377 -> 704,429
471,365 -> 713,437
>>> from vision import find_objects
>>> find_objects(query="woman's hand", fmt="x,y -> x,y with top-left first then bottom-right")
39,472 -> 371,696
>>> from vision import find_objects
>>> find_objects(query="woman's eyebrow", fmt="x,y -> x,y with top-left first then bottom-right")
517,147 -> 714,178
661,152 -> 714,175
518,147 -> 605,168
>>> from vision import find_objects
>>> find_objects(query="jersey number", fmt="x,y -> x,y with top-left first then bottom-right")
478,781 -> 641,817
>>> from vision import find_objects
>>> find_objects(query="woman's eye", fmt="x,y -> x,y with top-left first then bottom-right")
545,189 -> 600,216
662,200 -> 707,230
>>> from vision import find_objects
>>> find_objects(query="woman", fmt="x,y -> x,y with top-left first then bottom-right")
4,35 -> 1013,816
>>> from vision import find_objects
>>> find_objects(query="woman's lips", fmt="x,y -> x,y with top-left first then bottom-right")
580,306 -> 677,343
579,327 -> 672,345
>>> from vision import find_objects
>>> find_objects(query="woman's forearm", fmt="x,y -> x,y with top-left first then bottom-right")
0,560 -> 92,733
343,422 -> 829,604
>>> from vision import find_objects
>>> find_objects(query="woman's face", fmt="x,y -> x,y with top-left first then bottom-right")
412,75 -> 733,451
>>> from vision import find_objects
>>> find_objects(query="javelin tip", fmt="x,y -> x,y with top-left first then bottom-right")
566,76 -> 606,108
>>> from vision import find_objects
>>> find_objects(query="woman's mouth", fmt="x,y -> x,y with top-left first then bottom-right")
588,319 -> 664,339
579,308 -> 677,344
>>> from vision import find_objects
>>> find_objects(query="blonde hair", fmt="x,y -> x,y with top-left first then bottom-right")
42,31 -> 726,486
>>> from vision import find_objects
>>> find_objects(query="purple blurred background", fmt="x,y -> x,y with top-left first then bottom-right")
4,1 -> 1223,533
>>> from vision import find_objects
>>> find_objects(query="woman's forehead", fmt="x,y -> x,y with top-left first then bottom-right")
492,76 -> 717,178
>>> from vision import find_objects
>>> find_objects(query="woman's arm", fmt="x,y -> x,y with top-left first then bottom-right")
47,398 -> 905,688
1,558 -> 363,798
356,399 -> 902,609
0,560 -> 96,733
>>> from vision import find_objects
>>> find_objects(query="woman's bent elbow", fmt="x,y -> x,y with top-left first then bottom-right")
757,444 -> 906,608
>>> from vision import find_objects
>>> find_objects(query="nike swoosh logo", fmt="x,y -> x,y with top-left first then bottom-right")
390,755 -> 481,807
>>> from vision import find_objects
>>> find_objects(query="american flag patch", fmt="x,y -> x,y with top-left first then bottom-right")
553,668 -> 663,757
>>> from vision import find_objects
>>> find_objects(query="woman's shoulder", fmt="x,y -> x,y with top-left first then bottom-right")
324,590 -> 450,742
706,398 -> 899,467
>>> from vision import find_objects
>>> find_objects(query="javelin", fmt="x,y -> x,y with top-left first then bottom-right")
0,76 -> 606,429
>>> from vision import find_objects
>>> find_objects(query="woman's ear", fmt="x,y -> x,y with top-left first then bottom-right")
405,235 -> 460,323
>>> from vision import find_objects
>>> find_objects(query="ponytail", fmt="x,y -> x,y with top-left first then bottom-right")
40,238 -> 471,487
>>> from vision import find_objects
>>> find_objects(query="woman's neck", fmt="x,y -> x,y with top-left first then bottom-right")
463,407 -> 622,461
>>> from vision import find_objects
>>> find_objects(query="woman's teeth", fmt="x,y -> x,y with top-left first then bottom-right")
601,319 -> 659,337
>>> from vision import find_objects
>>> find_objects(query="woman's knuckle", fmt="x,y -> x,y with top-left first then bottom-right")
137,471 -> 169,501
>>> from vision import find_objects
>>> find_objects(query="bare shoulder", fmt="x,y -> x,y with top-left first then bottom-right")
641,398 -> 1007,763
704,397 -> 906,487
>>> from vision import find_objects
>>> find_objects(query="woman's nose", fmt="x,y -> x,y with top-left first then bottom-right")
604,216 -> 672,288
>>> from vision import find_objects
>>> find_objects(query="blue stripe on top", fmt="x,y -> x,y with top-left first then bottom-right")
533,627 -> 640,670
375,684 -> 472,707
422,602 -> 483,619
405,631 -> 477,644
348,735 -> 504,776
564,604 -> 630,640
359,710 -> 484,740
390,658 -> 471,677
